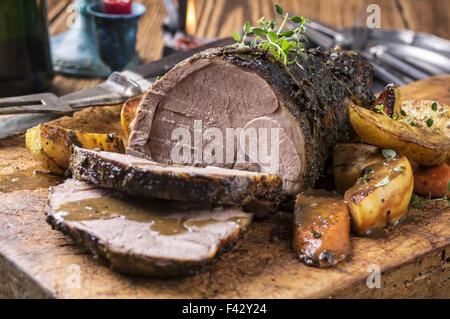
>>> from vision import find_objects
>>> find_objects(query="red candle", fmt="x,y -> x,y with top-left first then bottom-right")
103,0 -> 133,15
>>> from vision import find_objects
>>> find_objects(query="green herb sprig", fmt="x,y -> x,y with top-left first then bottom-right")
431,102 -> 438,112
372,150 -> 401,188
375,172 -> 391,187
375,104 -> 388,116
382,149 -> 396,161
374,103 -> 400,120
233,4 -> 310,66
362,173 -> 369,184
362,167 -> 374,184
410,180 -> 450,207
393,165 -> 404,173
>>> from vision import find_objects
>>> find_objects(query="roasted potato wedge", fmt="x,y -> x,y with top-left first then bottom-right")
344,154 -> 413,235
333,142 -> 384,193
26,123 -> 125,174
293,190 -> 351,267
411,161 -> 450,198
398,100 -> 450,138
370,83 -> 401,116
349,104 -> 450,166
121,95 -> 142,138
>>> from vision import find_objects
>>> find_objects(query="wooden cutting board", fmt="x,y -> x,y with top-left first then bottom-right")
0,75 -> 449,299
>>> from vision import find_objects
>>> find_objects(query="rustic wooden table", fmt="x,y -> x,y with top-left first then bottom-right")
0,76 -> 449,299
0,0 -> 448,299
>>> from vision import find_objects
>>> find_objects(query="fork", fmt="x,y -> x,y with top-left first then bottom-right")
0,72 -> 143,116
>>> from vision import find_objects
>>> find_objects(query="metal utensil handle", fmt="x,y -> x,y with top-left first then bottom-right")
374,49 -> 430,80
361,52 -> 409,86
0,93 -> 73,115
63,72 -> 143,109
304,27 -> 334,48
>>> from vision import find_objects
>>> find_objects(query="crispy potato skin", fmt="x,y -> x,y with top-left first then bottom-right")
344,155 -> 413,235
121,95 -> 142,138
333,142 -> 384,193
26,123 -> 125,175
370,83 -> 401,116
293,191 -> 351,267
349,104 -> 450,166
411,161 -> 450,198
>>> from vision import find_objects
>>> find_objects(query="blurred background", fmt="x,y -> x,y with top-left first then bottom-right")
2,0 -> 449,97
48,0 -> 448,94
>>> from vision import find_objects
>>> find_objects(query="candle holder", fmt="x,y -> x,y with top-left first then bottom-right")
51,0 -> 110,77
86,2 -> 146,72
161,0 -> 212,57
162,22 -> 205,57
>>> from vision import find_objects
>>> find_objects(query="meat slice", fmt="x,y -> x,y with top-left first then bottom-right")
293,191 -> 351,267
45,179 -> 252,277
234,111 -> 305,194
70,147 -> 282,206
127,46 -> 375,194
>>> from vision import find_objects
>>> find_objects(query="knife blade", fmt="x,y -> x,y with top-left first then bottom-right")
0,37 -> 235,139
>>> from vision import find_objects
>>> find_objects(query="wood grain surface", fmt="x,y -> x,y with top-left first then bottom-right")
46,0 -> 449,95
0,75 -> 449,298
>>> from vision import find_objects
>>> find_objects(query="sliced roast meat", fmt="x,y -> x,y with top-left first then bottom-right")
70,147 -> 282,205
127,46 -> 375,194
45,179 -> 252,277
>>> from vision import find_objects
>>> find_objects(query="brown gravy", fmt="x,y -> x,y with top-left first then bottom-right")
0,169 -> 63,193
56,196 -> 247,236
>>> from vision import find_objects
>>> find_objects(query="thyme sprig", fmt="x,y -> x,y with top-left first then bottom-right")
233,4 -> 310,66
410,180 -> 450,208
375,172 -> 391,187
382,149 -> 396,161
374,104 -> 388,116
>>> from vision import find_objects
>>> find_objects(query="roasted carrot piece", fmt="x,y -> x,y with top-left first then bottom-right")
293,191 -> 351,267
412,161 -> 450,198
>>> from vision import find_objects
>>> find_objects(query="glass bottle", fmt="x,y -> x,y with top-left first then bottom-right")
0,0 -> 53,97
